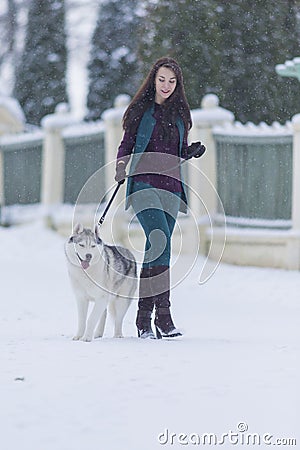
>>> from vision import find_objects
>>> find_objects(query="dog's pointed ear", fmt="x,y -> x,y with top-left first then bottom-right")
73,223 -> 83,235
94,225 -> 102,244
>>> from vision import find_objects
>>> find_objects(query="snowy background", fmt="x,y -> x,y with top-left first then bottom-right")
0,0 -> 98,119
1,1 -> 300,124
65,0 -> 98,118
1,1 -> 300,448
1,221 -> 299,449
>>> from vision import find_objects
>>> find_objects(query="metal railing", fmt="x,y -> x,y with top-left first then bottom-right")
0,123 -> 105,210
213,122 -> 293,229
63,125 -> 105,204
0,132 -> 44,205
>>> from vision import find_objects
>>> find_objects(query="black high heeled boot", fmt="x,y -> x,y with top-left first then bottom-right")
136,267 -> 156,339
151,266 -> 182,339
136,310 -> 155,339
155,307 -> 182,339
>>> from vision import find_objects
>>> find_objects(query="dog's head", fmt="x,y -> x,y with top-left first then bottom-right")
67,223 -> 102,269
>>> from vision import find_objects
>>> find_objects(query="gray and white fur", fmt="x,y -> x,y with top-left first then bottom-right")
65,223 -> 137,341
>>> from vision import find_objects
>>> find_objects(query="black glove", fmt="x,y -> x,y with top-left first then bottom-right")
187,142 -> 206,159
115,161 -> 127,184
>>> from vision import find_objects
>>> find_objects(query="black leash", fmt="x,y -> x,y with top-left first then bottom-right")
98,182 -> 123,226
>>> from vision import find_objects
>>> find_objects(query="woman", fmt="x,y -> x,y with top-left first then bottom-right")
115,57 -> 206,339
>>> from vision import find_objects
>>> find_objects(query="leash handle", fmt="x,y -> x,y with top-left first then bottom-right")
98,182 -> 123,226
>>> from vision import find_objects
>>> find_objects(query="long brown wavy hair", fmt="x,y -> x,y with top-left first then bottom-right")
122,57 -> 192,139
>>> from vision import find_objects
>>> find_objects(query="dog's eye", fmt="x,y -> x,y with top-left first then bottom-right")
91,244 -> 96,248
79,244 -> 85,247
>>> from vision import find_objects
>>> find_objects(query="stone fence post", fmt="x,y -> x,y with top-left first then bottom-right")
102,95 -> 130,241
102,94 -> 130,184
291,114 -> 300,231
189,94 -> 234,221
0,96 -> 25,220
41,103 -> 77,207
288,114 -> 300,269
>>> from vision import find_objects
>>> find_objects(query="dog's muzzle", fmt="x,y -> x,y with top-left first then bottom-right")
76,252 -> 92,269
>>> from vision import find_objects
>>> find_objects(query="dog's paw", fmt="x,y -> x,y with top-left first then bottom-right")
113,334 -> 124,339
81,335 -> 92,342
72,335 -> 83,341
94,334 -> 103,339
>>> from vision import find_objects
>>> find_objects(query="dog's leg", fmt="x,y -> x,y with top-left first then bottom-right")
73,296 -> 89,341
81,300 -> 106,342
112,296 -> 131,338
94,308 -> 107,339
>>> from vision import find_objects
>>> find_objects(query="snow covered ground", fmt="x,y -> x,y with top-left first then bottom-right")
1,221 -> 299,450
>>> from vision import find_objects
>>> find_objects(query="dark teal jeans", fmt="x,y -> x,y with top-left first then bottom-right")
130,181 -> 181,268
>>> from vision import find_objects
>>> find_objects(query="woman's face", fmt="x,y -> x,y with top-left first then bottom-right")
154,66 -> 177,104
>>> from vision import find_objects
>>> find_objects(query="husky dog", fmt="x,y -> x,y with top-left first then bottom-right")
65,223 -> 137,341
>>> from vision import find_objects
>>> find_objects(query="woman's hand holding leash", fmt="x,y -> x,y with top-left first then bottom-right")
115,161 -> 127,184
99,156 -> 130,226
115,155 -> 131,184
